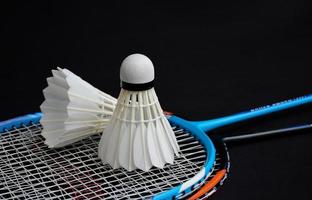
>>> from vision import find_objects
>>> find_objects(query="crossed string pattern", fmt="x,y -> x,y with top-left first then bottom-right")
0,122 -> 207,199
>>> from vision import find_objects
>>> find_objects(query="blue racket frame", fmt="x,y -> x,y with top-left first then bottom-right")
1,94 -> 312,200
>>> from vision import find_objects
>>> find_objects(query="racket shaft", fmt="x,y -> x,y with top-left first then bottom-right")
223,124 -> 312,142
193,94 -> 312,132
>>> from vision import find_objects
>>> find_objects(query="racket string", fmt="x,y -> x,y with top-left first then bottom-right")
0,123 -> 207,199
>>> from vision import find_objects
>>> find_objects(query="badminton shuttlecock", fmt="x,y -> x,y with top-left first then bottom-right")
98,54 -> 180,172
40,67 -> 117,148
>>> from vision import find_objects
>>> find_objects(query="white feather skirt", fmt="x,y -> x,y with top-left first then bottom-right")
40,68 -> 117,148
98,88 -> 180,172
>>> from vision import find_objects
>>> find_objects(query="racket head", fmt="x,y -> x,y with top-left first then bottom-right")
0,113 -> 216,200
187,138 -> 230,199
186,123 -> 312,199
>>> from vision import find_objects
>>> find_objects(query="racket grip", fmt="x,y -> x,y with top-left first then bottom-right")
0,113 -> 42,132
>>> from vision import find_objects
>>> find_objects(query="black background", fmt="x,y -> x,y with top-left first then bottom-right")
1,1 -> 312,199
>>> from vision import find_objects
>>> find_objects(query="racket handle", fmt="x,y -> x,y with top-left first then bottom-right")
193,94 -> 312,132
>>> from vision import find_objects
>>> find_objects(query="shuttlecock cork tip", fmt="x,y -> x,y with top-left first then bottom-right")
120,54 -> 155,91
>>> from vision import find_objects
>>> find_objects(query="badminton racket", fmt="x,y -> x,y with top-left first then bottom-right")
1,94 -> 312,199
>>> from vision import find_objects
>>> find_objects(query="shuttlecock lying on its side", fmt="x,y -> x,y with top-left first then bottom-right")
40,67 -> 117,148
98,54 -> 180,172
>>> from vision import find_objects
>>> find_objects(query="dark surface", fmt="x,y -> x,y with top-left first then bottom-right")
1,1 -> 312,199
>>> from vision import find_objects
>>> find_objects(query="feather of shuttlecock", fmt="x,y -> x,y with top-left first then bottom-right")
98,54 -> 180,172
40,67 -> 117,148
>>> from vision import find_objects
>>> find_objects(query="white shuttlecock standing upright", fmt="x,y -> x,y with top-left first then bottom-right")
40,67 -> 117,148
98,54 -> 180,172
